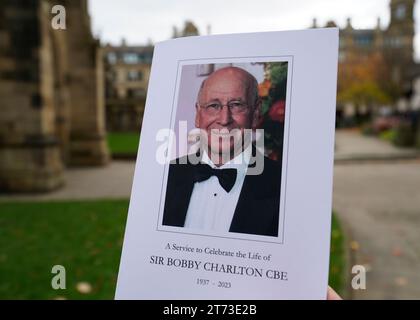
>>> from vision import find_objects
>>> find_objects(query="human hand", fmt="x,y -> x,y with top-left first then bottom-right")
327,286 -> 342,300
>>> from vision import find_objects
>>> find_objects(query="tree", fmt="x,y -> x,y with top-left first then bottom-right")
337,52 -> 395,109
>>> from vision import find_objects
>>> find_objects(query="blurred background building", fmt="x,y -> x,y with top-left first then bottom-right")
102,42 -> 153,132
101,21 -> 199,133
0,0 -> 109,192
313,0 -> 419,131
331,0 -> 414,93
172,20 -> 200,38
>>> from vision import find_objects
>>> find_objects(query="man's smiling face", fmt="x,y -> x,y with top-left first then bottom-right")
195,67 -> 260,160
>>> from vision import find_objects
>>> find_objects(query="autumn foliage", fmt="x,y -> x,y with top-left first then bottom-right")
337,52 -> 397,108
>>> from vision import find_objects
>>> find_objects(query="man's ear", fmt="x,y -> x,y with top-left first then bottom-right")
195,103 -> 200,128
252,98 -> 262,129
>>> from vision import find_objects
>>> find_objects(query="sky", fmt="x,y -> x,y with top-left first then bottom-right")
88,0 -> 420,61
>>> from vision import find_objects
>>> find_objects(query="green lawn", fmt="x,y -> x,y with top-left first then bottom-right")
0,201 -> 345,299
107,132 -> 140,155
329,214 -> 346,294
0,200 -> 128,300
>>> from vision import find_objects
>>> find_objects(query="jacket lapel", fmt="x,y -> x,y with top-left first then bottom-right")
162,162 -> 196,227
229,156 -> 281,237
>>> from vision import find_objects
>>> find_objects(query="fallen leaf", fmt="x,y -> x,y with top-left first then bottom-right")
350,241 -> 360,251
76,281 -> 92,294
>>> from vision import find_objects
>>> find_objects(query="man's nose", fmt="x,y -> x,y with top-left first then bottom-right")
217,105 -> 233,125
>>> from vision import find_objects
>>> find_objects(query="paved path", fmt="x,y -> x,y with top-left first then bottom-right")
333,130 -> 420,299
333,160 -> 420,299
335,129 -> 420,162
0,161 -> 135,202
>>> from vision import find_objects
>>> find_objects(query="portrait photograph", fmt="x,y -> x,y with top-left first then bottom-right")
158,60 -> 290,242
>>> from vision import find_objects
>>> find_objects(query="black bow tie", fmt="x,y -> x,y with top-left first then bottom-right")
193,163 -> 237,193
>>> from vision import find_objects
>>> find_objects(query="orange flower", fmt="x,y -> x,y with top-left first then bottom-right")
258,79 -> 271,97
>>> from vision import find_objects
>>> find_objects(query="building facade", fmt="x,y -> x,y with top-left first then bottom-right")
315,0 -> 416,95
0,0 -> 109,192
102,21 -> 200,133
102,44 -> 153,132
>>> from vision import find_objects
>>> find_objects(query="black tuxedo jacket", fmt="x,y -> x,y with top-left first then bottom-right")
162,150 -> 282,237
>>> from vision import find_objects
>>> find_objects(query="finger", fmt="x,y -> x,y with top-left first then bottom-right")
327,286 -> 342,300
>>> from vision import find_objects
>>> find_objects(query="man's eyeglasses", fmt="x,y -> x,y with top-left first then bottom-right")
199,100 -> 251,115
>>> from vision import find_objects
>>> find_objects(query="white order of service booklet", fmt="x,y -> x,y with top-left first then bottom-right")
116,28 -> 339,300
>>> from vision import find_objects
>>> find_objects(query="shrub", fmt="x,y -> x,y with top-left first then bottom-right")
393,122 -> 415,147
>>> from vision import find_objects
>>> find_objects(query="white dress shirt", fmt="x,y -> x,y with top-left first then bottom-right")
184,146 -> 252,233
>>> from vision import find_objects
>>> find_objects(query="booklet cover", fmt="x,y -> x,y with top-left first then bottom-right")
115,28 -> 339,300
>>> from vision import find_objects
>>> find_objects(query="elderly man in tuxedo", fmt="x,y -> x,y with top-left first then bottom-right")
162,66 -> 282,237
